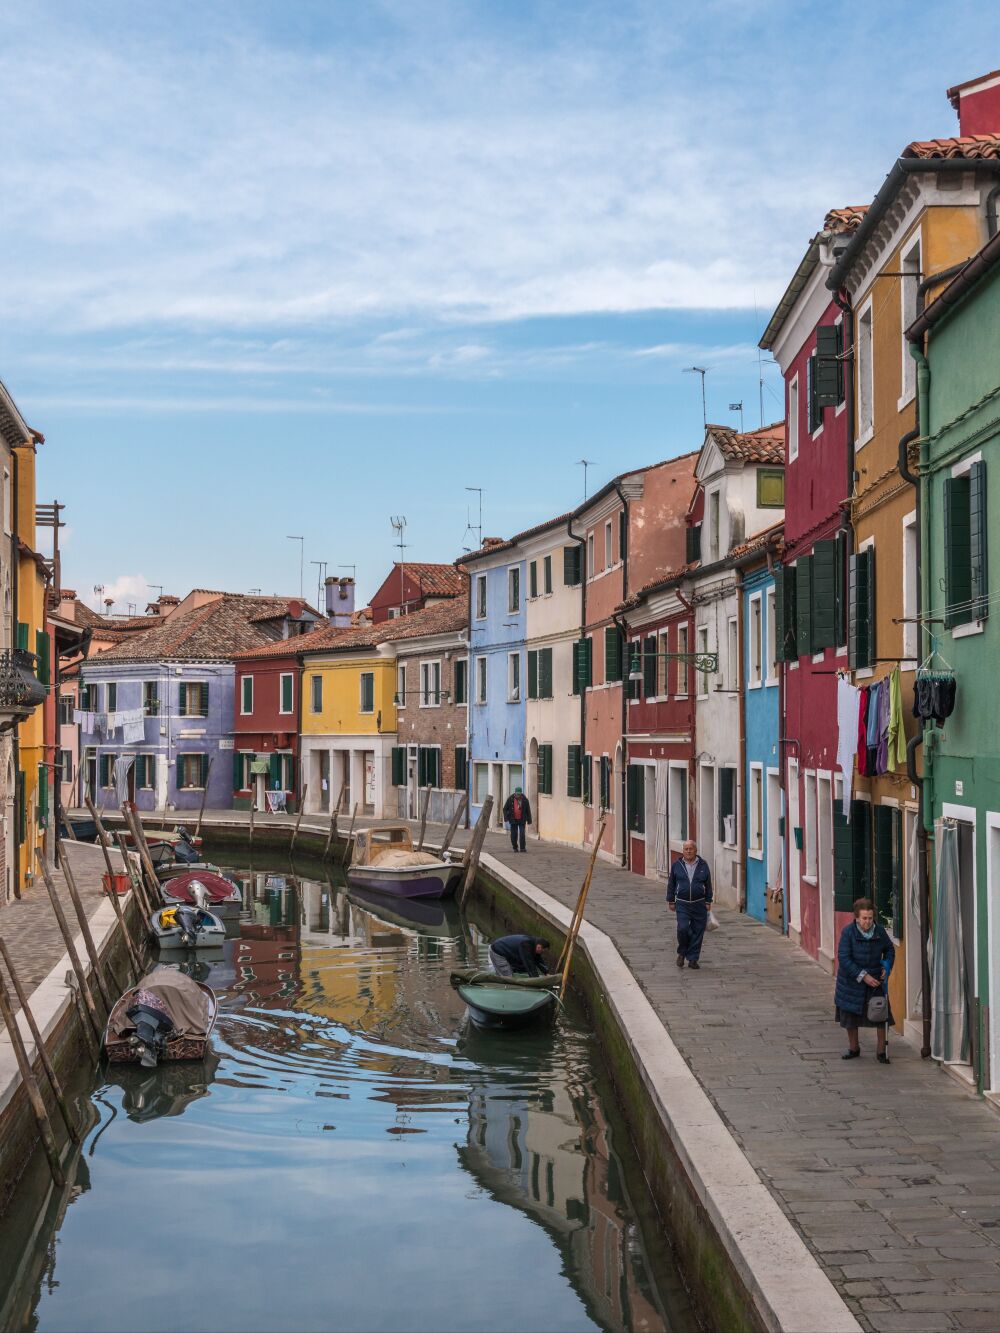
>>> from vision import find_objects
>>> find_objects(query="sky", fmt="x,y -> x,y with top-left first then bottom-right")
2,0 -> 1000,614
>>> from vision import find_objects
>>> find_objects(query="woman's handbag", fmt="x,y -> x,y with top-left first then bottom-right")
867,991 -> 889,1024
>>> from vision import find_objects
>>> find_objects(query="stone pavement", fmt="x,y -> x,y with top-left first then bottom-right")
76,808 -> 1000,1329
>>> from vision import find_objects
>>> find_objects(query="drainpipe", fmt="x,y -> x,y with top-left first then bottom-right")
675,583 -> 697,846
11,449 -> 21,899
612,606 -> 631,868
735,561 -> 747,912
832,288 -> 856,558
613,481 -> 630,868
567,515 -> 587,834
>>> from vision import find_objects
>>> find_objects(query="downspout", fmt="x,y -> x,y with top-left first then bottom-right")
735,560 -> 747,912
11,449 -> 21,898
675,584 -> 697,847
567,515 -> 587,836
613,480 -> 630,867
832,288 -> 856,558
612,606 -> 630,868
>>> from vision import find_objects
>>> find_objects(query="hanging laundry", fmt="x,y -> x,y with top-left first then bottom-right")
913,673 -> 957,723
857,686 -> 869,777
888,667 -> 907,770
866,679 -> 881,747
837,675 -> 861,817
876,676 -> 891,775
123,718 -> 145,744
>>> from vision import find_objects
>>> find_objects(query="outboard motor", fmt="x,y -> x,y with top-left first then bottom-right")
126,1003 -> 174,1069
176,904 -> 200,947
189,881 -> 210,913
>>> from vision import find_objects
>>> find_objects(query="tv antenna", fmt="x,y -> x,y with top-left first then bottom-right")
463,487 -> 483,552
683,366 -> 708,430
390,516 -> 409,615
577,459 -> 595,501
310,560 -> 327,613
93,584 -> 105,611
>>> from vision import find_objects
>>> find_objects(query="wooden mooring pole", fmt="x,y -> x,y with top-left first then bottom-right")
439,793 -> 468,858
340,804 -> 359,866
0,967 -> 65,1187
0,935 -> 81,1145
85,798 -> 143,982
416,786 -> 431,851
194,756 -> 214,843
34,850 -> 102,1050
459,795 -> 493,907
556,816 -> 607,1001
323,783 -> 345,859
290,784 -> 309,857
122,804 -> 160,914
55,843 -> 116,1014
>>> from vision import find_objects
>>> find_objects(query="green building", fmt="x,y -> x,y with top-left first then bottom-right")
908,228 -> 1000,1097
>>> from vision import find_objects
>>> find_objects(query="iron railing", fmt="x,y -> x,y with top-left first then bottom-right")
0,649 -> 46,717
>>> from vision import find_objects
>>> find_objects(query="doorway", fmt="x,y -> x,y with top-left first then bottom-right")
4,757 -> 13,905
491,763 -> 504,827
818,773 -> 834,961
989,819 -> 1000,1092
957,820 -> 979,1081
787,759 -> 800,938
318,750 -> 330,813
699,764 -> 715,881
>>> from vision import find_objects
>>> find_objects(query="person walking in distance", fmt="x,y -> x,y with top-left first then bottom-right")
835,897 -> 895,1063
502,786 -> 532,853
666,839 -> 713,970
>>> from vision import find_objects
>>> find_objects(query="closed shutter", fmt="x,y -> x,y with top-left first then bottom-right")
833,531 -> 847,646
853,799 -> 872,900
814,325 -> 841,408
199,754 -> 209,788
582,753 -> 592,805
538,745 -> 553,796
234,752 -> 244,791
567,745 -> 582,798
945,474 -> 972,627
807,354 -> 823,432
627,765 -> 645,833
848,549 -> 875,669
970,460 -> 989,621
795,557 -> 812,658
16,622 -> 28,651
200,682 -> 210,716
281,675 -> 293,713
391,746 -> 405,786
642,635 -> 657,697
572,639 -> 592,695
605,626 -> 623,681
811,540 -> 837,651
35,631 -> 50,686
529,561 -> 538,599
179,685 -> 188,717
563,546 -> 582,586
269,753 -> 281,788
242,677 -> 252,713
835,797 -> 873,912
455,746 -> 467,792
527,650 -> 538,700
539,647 -> 553,699
37,763 -> 48,827
686,524 -> 702,563
774,565 -> 797,662
99,754 -> 109,788
873,804 -> 901,934
426,749 -> 439,788
599,756 -> 610,810
417,746 -> 427,787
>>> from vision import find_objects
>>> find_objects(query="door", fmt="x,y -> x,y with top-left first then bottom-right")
255,772 -> 266,811
989,821 -> 1000,1091
699,764 -> 716,881
818,773 -> 834,959
957,820 -> 979,1079
766,770 -> 782,929
787,760 -> 801,937
319,750 -> 330,812
364,755 -> 376,813
492,763 -> 504,827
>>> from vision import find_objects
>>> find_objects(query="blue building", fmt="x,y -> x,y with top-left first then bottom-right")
737,532 -> 783,924
78,593 -> 319,813
461,538 -> 527,827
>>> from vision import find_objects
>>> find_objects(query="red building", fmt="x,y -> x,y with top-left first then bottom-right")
619,574 -> 695,879
759,206 -> 865,966
369,562 -> 466,623
232,641 -> 303,812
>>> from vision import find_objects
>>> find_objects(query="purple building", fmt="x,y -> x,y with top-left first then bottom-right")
78,593 -> 320,812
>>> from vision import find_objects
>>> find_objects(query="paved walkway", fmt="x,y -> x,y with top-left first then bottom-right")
74,809 -> 1000,1329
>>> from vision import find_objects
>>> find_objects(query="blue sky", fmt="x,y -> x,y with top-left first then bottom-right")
2,1 -> 999,613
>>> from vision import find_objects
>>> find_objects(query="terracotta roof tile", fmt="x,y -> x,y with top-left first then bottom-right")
459,513 -> 573,563
823,205 -> 869,234
729,521 -> 785,562
93,595 -> 308,663
706,421 -> 785,464
391,562 -> 467,598
903,133 -> 1000,160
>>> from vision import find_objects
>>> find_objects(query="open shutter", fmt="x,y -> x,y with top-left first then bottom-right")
944,475 -> 972,627
853,799 -> 872,900
527,650 -> 538,700
873,804 -> 901,933
686,525 -> 702,563
795,557 -> 812,659
455,746 -> 467,791
417,746 -> 427,787
391,747 -> 404,786
627,765 -> 645,833
605,626 -> 623,681
281,674 -> 293,713
582,753 -> 591,805
778,565 -> 797,662
538,745 -> 552,796
269,753 -> 281,788
833,531 -> 847,646
642,635 -> 657,697
970,460 -> 988,621
567,745 -> 582,798
234,752 -> 244,791
572,639 -> 591,695
811,540 -> 837,651
16,622 -> 28,651
37,763 -> 48,827
563,545 -> 582,586
539,648 -> 553,699
35,631 -> 50,686
200,754 -> 209,788
179,685 -> 188,718
848,550 -> 875,669
833,800 -> 854,912
814,325 -> 841,408
529,561 -> 538,599
599,756 -> 610,810
200,682 -> 210,716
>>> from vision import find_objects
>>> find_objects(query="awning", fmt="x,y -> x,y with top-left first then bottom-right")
931,820 -> 968,1063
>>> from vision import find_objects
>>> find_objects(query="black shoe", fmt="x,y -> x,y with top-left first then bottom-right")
842,1049 -> 861,1060
676,953 -> 685,968
876,1053 -> 890,1064
688,961 -> 700,970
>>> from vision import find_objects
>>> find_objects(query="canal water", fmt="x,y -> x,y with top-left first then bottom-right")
0,863 -> 698,1333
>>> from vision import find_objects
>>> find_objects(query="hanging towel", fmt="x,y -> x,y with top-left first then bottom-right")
857,687 -> 869,776
876,676 -> 891,775
888,667 -> 907,770
837,675 -> 860,818
866,680 -> 881,748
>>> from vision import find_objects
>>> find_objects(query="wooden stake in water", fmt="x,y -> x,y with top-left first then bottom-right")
85,796 -> 143,981
557,816 -> 607,1001
122,804 -> 159,912
34,850 -> 102,1049
56,843 -> 115,1014
459,796 -> 494,906
194,755 -> 214,843
0,935 -> 81,1145
341,804 -> 359,866
0,966 -> 65,1186
416,786 -> 431,851
439,793 -> 468,857
291,784 -> 309,856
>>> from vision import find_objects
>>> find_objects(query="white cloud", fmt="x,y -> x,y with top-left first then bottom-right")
98,573 -> 150,612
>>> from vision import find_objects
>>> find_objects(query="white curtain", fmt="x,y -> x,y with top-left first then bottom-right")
654,760 -> 669,875
113,755 -> 134,809
931,821 -> 968,1064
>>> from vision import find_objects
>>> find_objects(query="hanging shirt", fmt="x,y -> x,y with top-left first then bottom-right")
857,687 -> 869,777
866,680 -> 882,748
888,667 -> 907,771
837,676 -> 861,818
876,676 -> 891,775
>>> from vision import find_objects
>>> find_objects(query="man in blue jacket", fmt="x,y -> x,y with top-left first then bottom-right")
666,839 -> 713,970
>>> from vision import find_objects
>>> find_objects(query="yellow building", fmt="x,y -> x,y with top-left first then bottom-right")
827,119 -> 1000,1040
299,626 -> 398,817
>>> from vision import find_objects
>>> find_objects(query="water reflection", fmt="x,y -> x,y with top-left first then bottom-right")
0,864 -> 695,1333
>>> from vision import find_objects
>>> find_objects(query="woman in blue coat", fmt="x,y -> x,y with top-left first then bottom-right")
835,897 -> 895,1064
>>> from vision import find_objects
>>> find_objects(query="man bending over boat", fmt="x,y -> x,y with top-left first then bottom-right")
488,934 -> 551,978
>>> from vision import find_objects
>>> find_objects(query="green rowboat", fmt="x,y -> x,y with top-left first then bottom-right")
457,982 -> 557,1030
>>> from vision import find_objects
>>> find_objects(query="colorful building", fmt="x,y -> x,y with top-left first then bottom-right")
232,640 -> 303,813
369,561 -> 466,623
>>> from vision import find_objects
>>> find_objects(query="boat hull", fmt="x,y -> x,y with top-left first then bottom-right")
457,983 -> 556,1030
346,863 -> 460,900
151,908 -> 227,950
103,978 -> 218,1064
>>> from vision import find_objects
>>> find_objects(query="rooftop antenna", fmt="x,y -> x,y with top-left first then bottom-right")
390,516 -> 409,615
464,487 -> 483,551
286,535 -> 304,599
93,584 -> 104,612
338,564 -> 356,582
249,588 -> 262,594
147,583 -> 164,601
729,401 -> 745,433
754,292 -> 765,428
310,560 -> 327,614
683,366 -> 708,430
577,459 -> 595,500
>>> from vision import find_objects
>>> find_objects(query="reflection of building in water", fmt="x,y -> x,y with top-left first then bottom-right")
460,1078 -> 665,1333
232,871 -> 301,1007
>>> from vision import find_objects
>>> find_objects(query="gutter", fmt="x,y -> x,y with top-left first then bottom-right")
566,515 -> 587,826
906,227 -> 1000,338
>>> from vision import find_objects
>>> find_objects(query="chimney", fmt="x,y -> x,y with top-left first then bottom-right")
325,575 -> 355,627
948,69 -> 1000,136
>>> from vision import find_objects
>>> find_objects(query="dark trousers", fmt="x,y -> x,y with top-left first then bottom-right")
676,898 -> 708,962
509,819 -> 527,851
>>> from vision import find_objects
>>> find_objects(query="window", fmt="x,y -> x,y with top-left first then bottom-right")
421,660 -> 442,707
240,676 -> 254,715
686,523 -> 702,563
310,674 -> 323,713
529,560 -> 538,599
143,680 -> 159,717
903,515 -> 918,661
280,753 -> 295,791
757,469 -> 784,508
727,617 -> 738,692
177,753 -> 208,789
537,744 -> 553,796
508,567 -> 520,614
391,745 -> 406,786
657,631 -> 669,696
454,658 -> 468,705
696,626 -> 710,697
604,626 -> 624,683
417,745 -> 441,788
58,694 -> 74,726
582,752 -> 592,805
803,771 -> 818,880
709,491 -> 721,562
605,521 -> 613,569
718,767 -> 737,845
676,624 -> 689,696
59,749 -> 73,783
396,663 -> 406,707
571,638 -> 592,696
455,746 -> 468,792
749,595 -> 762,687
765,587 -> 777,682
137,754 -> 155,790
235,752 -> 253,790
475,574 -> 487,619
563,545 -> 582,586
788,374 -> 799,462
359,672 -> 375,714
627,764 -> 645,833
106,682 -> 118,713
99,752 -> 116,788
945,459 -> 988,627
476,655 -> 487,704
848,546 -> 876,669
587,533 -> 595,578
507,652 -> 521,703
527,647 -> 553,700
642,635 -> 657,698
619,510 -> 627,563
80,682 -> 97,711
387,607 -> 400,620
543,555 -> 552,595
901,238 -> 921,403
599,755 -> 611,811
857,301 -> 873,439
627,640 -> 641,701
179,682 -> 209,717
279,673 -> 294,715
473,763 -> 490,804
874,803 -> 903,938
669,766 -> 688,841
567,745 -> 583,799
749,766 -> 763,854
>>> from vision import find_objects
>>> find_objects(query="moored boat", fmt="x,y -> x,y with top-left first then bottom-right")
104,965 -> 217,1067
347,825 -> 462,900
160,871 -> 243,916
151,904 -> 227,950
456,981 -> 557,1030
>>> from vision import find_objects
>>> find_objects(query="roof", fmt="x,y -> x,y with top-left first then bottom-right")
706,422 -> 784,464
459,512 -> 574,565
729,521 -> 785,563
903,134 -> 1000,160
824,206 -> 869,234
760,208 -> 871,350
906,223 -> 1000,339
0,378 -> 41,451
389,562 -> 467,598
234,595 -> 469,661
92,595 -> 309,663
948,70 -> 1000,108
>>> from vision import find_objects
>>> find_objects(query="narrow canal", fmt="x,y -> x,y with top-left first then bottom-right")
0,862 -> 698,1333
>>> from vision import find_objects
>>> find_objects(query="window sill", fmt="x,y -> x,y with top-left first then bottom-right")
897,388 -> 916,414
747,848 -> 764,860
748,679 -> 762,691
835,401 -> 846,417
856,425 -> 874,449
765,675 -> 779,688
802,873 -> 817,886
952,621 -> 985,640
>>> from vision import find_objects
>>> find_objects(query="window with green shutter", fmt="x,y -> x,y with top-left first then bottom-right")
811,540 -> 837,651
107,681 -> 117,712
391,746 -> 406,786
35,631 -> 50,686
807,353 -> 823,432
453,658 -> 468,705
360,672 -> 374,714
773,566 -> 797,662
563,545 -> 582,586
538,647 -> 553,699
945,461 -> 989,626
543,555 -> 553,595
970,460 -> 989,621
567,745 -> 582,798
757,469 -> 785,508
873,804 -> 902,936
814,324 -> 842,409
833,798 -> 872,912
686,524 -> 702,563
241,676 -> 254,714
234,751 -> 245,791
833,531 -> 847,646
604,625 -> 624,681
16,622 -> 28,651
571,639 -> 591,696
280,673 -> 294,714
795,557 -> 812,658
626,764 -> 645,833
529,561 -> 538,599
537,744 -> 553,796
582,752 -> 592,805
455,746 -> 468,792
37,763 -> 48,827
848,549 -> 876,669
642,635 -> 657,697
599,756 -> 611,811
527,650 -> 538,700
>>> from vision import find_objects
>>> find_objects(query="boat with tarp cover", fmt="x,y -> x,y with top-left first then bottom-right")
103,965 -> 217,1067
347,824 -> 462,900
160,871 -> 243,916
450,968 -> 560,1030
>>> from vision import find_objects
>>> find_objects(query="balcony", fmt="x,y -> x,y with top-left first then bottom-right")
0,649 -> 47,727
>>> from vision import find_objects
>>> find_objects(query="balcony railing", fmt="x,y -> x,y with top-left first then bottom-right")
0,649 -> 47,724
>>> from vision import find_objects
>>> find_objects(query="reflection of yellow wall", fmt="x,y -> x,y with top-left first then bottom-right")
297,942 -> 400,1028
14,443 -> 47,887
300,653 -> 396,737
